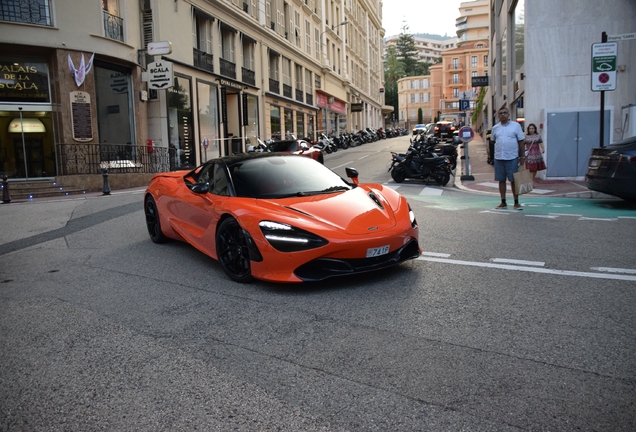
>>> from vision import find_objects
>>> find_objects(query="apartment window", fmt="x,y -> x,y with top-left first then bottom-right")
452,58 -> 458,69
242,37 -> 255,71
193,10 -> 214,73
471,56 -> 478,68
295,64 -> 303,102
453,88 -> 458,98
221,26 -> 236,62
314,27 -> 320,60
102,0 -> 124,41
282,57 -> 292,97
305,70 -> 313,104
305,20 -> 311,54
484,54 -> 488,65
452,73 -> 459,85
1,0 -> 52,25
268,51 -> 279,93
294,10 -> 301,47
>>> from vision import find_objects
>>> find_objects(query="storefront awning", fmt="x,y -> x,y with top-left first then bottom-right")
8,118 -> 46,133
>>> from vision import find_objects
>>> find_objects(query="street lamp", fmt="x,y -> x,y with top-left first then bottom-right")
320,20 -> 348,69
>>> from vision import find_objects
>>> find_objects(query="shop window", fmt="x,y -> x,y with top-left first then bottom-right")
270,106 -> 281,140
168,75 -> 195,168
197,80 -> 220,161
94,62 -> 134,147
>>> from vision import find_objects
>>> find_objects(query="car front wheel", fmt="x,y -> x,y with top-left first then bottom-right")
216,217 -> 253,283
145,195 -> 167,243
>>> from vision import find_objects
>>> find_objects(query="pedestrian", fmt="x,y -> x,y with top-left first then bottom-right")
490,107 -> 526,210
524,123 -> 546,183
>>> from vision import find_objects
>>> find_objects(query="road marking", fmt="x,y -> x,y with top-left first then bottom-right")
417,257 -> 636,281
421,251 -> 452,258
358,155 -> 370,160
549,213 -> 581,217
419,187 -> 443,196
331,160 -> 355,170
526,214 -> 558,219
578,217 -> 617,221
591,267 -> 636,274
492,258 -> 545,266
480,210 -> 510,214
477,182 -> 554,194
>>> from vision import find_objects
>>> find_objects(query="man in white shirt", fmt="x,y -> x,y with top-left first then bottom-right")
490,107 -> 526,209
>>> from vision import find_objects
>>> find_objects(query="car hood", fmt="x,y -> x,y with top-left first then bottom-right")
257,186 -> 397,234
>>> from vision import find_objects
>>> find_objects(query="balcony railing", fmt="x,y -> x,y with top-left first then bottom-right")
1,0 -> 52,25
283,83 -> 292,98
219,58 -> 236,79
269,78 -> 280,94
241,67 -> 255,86
193,48 -> 214,73
103,10 -> 124,42
56,143 -> 179,175
295,88 -> 304,103
305,93 -> 313,105
448,78 -> 465,85
448,63 -> 465,70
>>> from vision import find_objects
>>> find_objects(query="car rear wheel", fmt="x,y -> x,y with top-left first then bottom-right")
216,217 -> 253,283
145,195 -> 167,243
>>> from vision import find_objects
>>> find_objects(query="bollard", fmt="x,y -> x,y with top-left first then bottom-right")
2,175 -> 11,203
102,168 -> 111,195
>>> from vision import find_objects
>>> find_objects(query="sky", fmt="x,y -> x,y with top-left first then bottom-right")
382,0 -> 464,38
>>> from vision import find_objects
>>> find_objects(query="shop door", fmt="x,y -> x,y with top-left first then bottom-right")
13,137 -> 45,178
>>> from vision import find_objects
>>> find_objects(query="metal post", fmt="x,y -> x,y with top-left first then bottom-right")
102,168 -> 111,195
599,31 -> 607,148
18,107 -> 28,180
2,175 -> 11,203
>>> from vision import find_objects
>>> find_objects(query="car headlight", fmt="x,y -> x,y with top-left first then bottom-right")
409,205 -> 417,228
259,221 -> 328,252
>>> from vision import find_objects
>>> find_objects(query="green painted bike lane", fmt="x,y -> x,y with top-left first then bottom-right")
404,193 -> 636,219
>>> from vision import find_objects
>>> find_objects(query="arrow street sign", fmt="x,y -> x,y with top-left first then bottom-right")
591,42 -> 617,92
147,61 -> 174,90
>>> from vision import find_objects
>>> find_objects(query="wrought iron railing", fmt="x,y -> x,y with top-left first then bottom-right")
103,10 -> 124,42
241,67 -> 255,86
283,84 -> 292,98
1,0 -> 52,25
269,78 -> 279,94
219,58 -> 236,79
56,143 -> 181,175
193,48 -> 214,73
295,88 -> 304,102
305,93 -> 313,105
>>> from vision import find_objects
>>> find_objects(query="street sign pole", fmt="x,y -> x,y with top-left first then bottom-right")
600,32 -> 607,147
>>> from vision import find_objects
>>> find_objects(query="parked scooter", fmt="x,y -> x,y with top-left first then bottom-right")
389,139 -> 454,186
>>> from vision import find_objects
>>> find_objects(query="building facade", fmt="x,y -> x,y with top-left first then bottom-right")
397,0 -> 488,129
0,0 -> 386,183
488,0 -> 636,179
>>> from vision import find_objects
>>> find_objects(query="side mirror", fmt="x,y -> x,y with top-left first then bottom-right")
191,183 -> 210,194
345,167 -> 359,185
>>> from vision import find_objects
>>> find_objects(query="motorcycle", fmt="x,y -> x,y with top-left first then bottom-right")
389,140 -> 454,186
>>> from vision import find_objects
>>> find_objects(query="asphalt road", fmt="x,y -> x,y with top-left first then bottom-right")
1,140 -> 635,431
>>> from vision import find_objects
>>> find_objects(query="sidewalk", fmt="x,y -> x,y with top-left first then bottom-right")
454,134 -> 614,199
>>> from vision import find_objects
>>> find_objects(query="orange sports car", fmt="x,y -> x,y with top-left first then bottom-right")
144,153 -> 420,283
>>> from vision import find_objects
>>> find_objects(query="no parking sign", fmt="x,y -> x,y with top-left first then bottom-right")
459,126 -> 474,143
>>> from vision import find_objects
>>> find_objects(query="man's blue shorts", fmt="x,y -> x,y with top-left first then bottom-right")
494,158 -> 519,182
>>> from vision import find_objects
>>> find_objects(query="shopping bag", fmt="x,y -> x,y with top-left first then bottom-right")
513,166 -> 533,195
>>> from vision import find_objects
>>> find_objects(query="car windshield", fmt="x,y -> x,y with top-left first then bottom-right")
229,155 -> 352,198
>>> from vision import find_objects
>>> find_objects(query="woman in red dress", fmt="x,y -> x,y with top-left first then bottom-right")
525,123 -> 546,183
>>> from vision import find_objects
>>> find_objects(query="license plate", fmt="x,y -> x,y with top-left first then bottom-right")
366,245 -> 390,258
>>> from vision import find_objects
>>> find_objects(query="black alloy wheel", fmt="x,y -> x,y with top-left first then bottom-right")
145,195 -> 167,243
216,217 -> 253,283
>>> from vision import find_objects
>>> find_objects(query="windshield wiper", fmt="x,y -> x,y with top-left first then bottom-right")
296,185 -> 350,196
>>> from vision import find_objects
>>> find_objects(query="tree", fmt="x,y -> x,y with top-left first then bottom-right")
395,24 -> 419,76
383,45 -> 404,115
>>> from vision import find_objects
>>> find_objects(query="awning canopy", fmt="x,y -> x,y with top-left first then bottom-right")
8,118 -> 46,133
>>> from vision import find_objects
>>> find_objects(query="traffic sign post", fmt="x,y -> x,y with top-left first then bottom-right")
591,42 -> 617,92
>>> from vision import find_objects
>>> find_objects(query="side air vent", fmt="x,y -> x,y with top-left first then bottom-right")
368,192 -> 383,209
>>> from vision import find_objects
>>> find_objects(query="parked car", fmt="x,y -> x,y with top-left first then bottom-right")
433,121 -> 456,141
267,138 -> 324,164
144,153 -> 421,283
412,124 -> 428,135
585,135 -> 636,201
